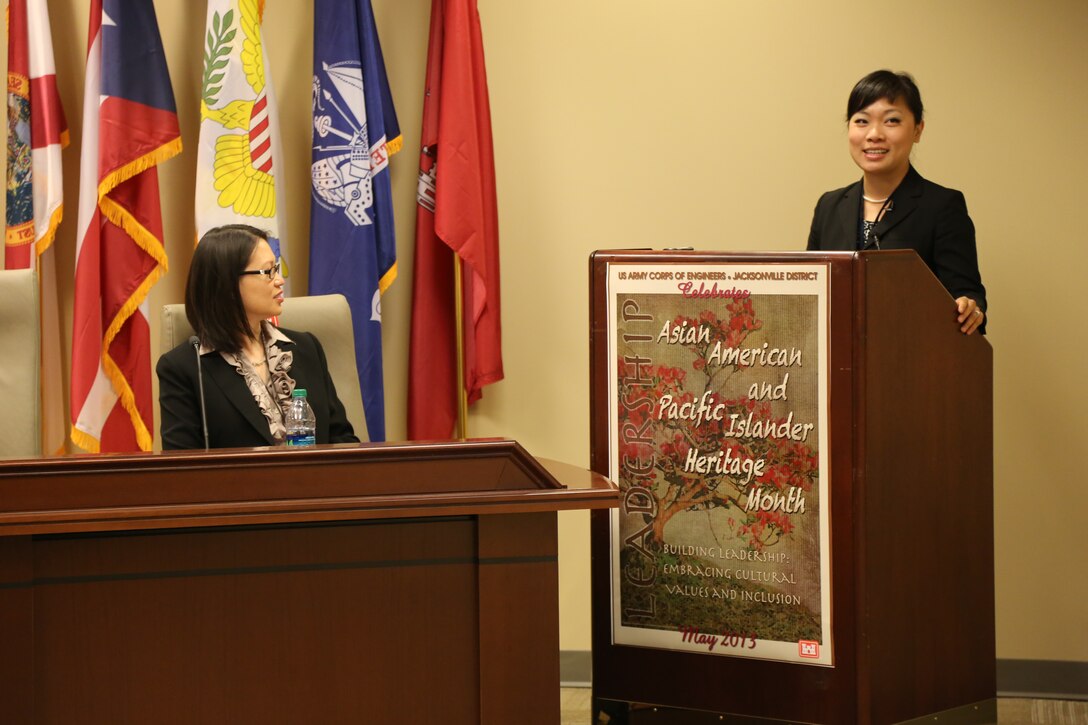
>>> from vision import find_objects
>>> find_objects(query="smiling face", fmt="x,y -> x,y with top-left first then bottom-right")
238,239 -> 284,332
848,97 -> 924,184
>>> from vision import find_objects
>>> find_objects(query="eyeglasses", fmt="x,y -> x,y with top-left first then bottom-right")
239,262 -> 281,281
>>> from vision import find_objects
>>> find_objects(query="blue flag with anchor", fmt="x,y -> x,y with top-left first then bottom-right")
309,0 -> 401,441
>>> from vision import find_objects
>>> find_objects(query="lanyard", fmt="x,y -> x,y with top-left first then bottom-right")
860,195 -> 894,250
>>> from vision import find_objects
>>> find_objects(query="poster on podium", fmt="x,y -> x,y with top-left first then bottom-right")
606,261 -> 832,665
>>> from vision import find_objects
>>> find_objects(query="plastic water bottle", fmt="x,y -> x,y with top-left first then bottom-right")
285,388 -> 317,447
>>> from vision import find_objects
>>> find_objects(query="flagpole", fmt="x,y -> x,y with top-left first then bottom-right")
453,251 -> 469,438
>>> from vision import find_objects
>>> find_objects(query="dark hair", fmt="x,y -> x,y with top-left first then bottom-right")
185,224 -> 269,354
847,70 -> 924,124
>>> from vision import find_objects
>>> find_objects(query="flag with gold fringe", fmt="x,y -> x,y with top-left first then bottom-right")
5,0 -> 69,455
70,0 -> 181,453
309,0 -> 401,441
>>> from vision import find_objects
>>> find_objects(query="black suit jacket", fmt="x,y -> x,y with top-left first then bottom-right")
807,165 -> 987,321
157,327 -> 358,450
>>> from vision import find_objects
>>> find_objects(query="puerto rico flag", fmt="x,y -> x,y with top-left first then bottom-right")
70,0 -> 181,453
309,0 -> 401,441
408,0 -> 503,440
196,0 -> 288,288
5,0 -> 69,455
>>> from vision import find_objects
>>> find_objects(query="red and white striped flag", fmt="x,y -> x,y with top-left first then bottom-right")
4,0 -> 69,455
70,0 -> 181,453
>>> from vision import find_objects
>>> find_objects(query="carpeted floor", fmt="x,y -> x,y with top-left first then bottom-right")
559,688 -> 1088,724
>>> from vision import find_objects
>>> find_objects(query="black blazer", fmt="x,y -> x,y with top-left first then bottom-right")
157,327 -> 358,450
807,165 -> 987,319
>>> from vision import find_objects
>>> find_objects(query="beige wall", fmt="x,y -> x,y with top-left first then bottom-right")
5,0 -> 1085,662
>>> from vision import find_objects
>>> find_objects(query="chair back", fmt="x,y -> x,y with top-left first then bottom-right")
0,269 -> 41,458
159,295 -> 368,441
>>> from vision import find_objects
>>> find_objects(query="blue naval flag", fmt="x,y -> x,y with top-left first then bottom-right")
309,0 -> 401,441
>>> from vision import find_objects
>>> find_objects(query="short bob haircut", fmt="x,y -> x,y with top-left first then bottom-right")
846,70 -> 924,124
186,224 -> 270,354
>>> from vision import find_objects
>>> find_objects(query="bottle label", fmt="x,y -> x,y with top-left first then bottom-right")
286,433 -> 316,447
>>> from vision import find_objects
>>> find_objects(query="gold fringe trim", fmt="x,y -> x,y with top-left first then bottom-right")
70,425 -> 101,454
80,134 -> 180,454
99,196 -> 170,270
378,261 -> 397,296
59,128 -> 70,149
386,134 -> 403,156
97,137 -> 183,204
97,195 -> 166,453
34,204 -> 63,257
102,348 -> 154,451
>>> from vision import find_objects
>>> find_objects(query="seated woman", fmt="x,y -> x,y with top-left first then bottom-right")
807,70 -> 987,335
158,224 -> 359,449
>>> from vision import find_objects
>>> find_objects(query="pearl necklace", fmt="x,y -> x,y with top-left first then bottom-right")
862,194 -> 889,203
245,331 -> 268,368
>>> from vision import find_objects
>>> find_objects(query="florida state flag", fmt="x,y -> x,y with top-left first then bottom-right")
70,0 -> 181,453
5,0 -> 67,269
5,0 -> 69,455
408,0 -> 503,440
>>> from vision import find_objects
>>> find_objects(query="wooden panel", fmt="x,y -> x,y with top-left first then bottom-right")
0,537 -> 34,724
859,251 -> 995,723
22,519 -> 481,724
477,513 -> 560,724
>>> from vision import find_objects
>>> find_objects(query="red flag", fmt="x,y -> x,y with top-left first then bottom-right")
5,0 -> 69,455
408,0 -> 503,440
70,0 -> 181,453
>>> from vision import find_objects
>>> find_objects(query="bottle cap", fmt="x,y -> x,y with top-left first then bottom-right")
292,388 -> 308,398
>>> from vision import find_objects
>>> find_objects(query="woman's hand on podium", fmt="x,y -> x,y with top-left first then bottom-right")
956,296 -> 985,335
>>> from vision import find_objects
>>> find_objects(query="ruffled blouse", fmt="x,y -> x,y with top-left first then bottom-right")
215,322 -> 296,444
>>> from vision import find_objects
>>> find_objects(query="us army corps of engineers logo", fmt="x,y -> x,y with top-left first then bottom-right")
311,61 -> 390,227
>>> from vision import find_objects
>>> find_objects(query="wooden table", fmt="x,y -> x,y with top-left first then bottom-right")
0,439 -> 617,724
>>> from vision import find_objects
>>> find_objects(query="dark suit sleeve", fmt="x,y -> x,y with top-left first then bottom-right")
156,348 -> 206,451
307,333 -> 359,444
807,190 -> 843,251
807,197 -> 823,250
932,191 -> 987,317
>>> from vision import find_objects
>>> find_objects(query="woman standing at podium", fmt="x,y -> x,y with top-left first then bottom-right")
157,225 -> 358,449
807,70 -> 987,335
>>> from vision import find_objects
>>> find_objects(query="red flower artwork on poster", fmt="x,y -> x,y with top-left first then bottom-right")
609,263 -> 831,665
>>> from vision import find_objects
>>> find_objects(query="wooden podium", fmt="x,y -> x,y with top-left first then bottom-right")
589,250 -> 995,724
0,439 -> 617,724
